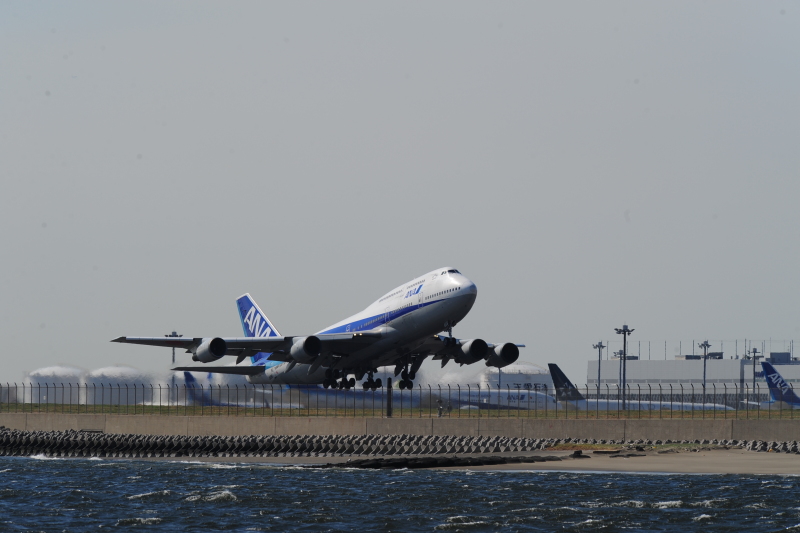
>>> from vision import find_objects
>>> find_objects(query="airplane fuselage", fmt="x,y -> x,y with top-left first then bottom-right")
250,268 -> 478,384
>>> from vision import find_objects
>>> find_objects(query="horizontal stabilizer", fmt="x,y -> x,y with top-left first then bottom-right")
172,366 -> 266,376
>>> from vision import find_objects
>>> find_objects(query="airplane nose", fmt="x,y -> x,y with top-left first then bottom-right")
461,279 -> 477,296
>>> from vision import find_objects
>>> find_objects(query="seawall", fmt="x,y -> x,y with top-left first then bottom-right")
1,414 -> 799,442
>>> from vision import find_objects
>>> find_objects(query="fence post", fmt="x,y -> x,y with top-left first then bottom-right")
712,384 -> 717,419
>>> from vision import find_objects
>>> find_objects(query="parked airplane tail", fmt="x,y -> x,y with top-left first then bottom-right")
761,362 -> 800,405
547,364 -> 585,402
183,372 -> 213,406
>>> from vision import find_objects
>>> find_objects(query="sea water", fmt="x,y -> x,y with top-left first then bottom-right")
1,456 -> 799,531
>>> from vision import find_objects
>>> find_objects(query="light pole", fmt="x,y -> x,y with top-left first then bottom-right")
750,347 -> 762,399
614,325 -> 634,410
593,342 -> 606,399
699,340 -> 711,395
165,331 -> 183,387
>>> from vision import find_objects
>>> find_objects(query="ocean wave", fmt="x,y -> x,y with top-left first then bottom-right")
116,517 -> 161,526
693,514 -> 713,521
28,454 -> 64,461
204,490 -> 237,502
616,500 -> 645,508
127,490 -> 171,500
571,518 -> 604,527
653,501 -> 683,509
690,498 -> 727,508
434,516 -> 491,530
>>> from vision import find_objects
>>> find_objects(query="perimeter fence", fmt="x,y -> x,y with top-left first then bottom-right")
0,382 -> 796,419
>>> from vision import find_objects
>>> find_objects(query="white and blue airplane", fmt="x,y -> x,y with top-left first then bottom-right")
759,361 -> 800,409
548,364 -> 733,411
113,268 -> 523,390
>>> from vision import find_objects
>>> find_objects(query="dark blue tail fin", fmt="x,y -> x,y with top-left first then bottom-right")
547,364 -> 585,402
761,362 -> 800,405
183,372 -> 213,406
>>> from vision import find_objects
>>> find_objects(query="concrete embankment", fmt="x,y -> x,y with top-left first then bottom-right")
1,413 -> 800,442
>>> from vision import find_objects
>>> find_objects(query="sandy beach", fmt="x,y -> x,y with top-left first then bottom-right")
135,448 -> 800,475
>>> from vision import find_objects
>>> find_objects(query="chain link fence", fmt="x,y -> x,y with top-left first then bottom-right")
0,381 -> 796,419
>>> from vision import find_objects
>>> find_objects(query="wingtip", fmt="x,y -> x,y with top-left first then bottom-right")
111,336 -> 127,343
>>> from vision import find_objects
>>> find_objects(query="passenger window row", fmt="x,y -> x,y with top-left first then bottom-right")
424,287 -> 462,301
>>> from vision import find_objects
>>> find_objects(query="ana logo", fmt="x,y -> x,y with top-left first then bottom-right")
405,284 -> 423,298
769,372 -> 790,394
243,306 -> 272,338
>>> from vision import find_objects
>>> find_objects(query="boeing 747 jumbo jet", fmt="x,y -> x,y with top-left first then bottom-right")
113,268 -> 523,390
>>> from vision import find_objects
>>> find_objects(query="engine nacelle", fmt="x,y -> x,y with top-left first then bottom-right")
192,337 -> 227,363
289,336 -> 322,364
485,343 -> 520,368
457,338 -> 488,365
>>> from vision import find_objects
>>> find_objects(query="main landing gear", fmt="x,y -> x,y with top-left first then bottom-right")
361,371 -> 382,391
323,369 -> 355,390
398,364 -> 415,390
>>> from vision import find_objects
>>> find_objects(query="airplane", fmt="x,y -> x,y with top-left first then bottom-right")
548,364 -> 733,411
113,268 -> 523,390
759,361 -> 800,409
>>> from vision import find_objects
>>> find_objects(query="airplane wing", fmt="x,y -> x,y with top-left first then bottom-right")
419,334 -> 525,367
172,366 -> 267,376
111,332 -> 382,360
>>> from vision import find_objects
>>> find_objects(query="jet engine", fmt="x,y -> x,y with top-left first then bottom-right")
290,336 -> 322,364
457,338 -> 488,365
192,337 -> 227,363
485,343 -> 520,368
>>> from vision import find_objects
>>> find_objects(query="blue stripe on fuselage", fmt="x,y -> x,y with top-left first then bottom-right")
319,300 -> 443,334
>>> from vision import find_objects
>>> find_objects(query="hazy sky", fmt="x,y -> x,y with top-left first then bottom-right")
1,2 -> 798,383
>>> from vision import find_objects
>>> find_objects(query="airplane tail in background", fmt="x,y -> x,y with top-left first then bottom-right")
236,293 -> 281,366
547,364 -> 585,402
183,372 -> 213,406
183,372 -> 266,407
761,362 -> 800,405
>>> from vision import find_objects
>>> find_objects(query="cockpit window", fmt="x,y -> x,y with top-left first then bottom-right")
447,269 -> 460,274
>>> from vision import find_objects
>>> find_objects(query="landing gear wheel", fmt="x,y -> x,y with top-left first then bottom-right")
374,378 -> 382,389
348,377 -> 356,388
409,372 -> 416,381
398,380 -> 406,390
323,380 -> 330,389
362,382 -> 369,391
401,370 -> 409,380
404,379 -> 414,389
338,380 -> 345,390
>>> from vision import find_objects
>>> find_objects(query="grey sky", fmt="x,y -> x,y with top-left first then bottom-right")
1,2 -> 798,383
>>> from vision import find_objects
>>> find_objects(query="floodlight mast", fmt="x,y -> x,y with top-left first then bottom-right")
165,331 -> 183,387
699,340 -> 711,395
614,325 -> 634,410
750,347 -> 762,397
593,342 -> 606,400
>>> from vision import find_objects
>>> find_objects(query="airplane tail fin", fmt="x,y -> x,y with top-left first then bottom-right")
547,363 -> 585,402
236,293 -> 282,338
183,371 -> 212,406
236,293 -> 281,365
761,362 -> 800,405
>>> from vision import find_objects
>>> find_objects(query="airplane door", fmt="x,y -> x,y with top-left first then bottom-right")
384,307 -> 390,325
